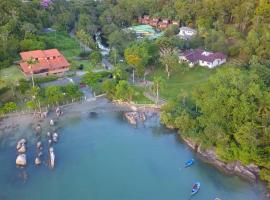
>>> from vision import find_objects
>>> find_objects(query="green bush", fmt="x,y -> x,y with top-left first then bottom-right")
35,76 -> 58,84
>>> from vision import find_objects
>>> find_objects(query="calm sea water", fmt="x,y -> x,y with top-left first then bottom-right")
0,112 -> 267,200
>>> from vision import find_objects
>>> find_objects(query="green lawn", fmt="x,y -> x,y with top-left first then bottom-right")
148,66 -> 215,100
40,32 -> 90,69
40,32 -> 108,71
0,65 -> 25,86
0,66 -> 25,102
40,32 -> 81,58
131,86 -> 153,104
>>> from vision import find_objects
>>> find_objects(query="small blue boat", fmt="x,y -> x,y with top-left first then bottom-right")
185,159 -> 194,168
191,182 -> 200,196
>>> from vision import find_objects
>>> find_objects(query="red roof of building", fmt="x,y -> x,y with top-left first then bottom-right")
44,49 -> 61,57
20,50 -> 44,60
19,49 -> 70,75
182,49 -> 227,63
49,56 -> 70,69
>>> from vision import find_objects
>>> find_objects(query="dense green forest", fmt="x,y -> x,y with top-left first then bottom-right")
1,0 -> 270,68
1,0 -> 270,188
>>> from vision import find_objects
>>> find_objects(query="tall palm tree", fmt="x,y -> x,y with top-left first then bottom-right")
113,66 -> 123,81
77,29 -> 96,52
27,57 -> 37,87
178,89 -> 188,107
152,76 -> 165,105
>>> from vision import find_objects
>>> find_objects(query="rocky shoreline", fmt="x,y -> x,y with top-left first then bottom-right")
180,137 -> 270,199
181,137 -> 261,181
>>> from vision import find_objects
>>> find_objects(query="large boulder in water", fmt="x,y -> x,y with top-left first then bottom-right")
16,139 -> 26,149
17,144 -> 26,153
36,141 -> 42,150
124,112 -> 137,125
16,139 -> 27,153
49,119 -> 54,126
49,147 -> 55,169
47,132 -> 51,138
16,154 -> 27,166
52,132 -> 58,143
35,157 -> 41,165
35,124 -> 42,133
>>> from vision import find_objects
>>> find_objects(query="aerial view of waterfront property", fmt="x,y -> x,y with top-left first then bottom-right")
0,0 -> 270,200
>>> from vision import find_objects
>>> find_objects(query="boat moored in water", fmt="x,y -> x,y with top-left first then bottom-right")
185,159 -> 194,168
191,182 -> 200,196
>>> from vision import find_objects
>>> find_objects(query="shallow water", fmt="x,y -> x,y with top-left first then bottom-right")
0,112 -> 267,200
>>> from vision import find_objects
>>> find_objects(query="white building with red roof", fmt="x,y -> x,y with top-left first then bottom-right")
179,49 -> 227,68
19,49 -> 70,77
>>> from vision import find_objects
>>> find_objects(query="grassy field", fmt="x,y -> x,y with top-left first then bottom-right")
148,66 -> 215,100
132,86 -> 153,104
40,32 -> 91,69
0,65 -> 25,86
40,32 -> 80,58
0,65 -> 25,102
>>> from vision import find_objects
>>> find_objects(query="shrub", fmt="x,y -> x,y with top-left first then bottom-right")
35,76 -> 58,84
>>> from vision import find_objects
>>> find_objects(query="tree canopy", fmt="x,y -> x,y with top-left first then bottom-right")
161,67 -> 270,187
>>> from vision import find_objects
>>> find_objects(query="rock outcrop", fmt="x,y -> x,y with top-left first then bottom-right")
182,137 -> 259,182
49,147 -> 55,169
16,139 -> 27,153
49,119 -> 54,126
124,112 -> 146,125
35,124 -> 42,133
17,145 -> 26,153
16,154 -> 27,166
52,132 -> 58,143
35,157 -> 41,165
36,141 -> 42,150
56,107 -> 63,117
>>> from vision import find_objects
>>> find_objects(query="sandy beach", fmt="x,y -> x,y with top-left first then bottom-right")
0,97 -> 157,138
0,98 -> 105,136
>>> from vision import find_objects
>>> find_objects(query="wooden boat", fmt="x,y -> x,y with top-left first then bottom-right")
185,159 -> 194,168
191,182 -> 200,196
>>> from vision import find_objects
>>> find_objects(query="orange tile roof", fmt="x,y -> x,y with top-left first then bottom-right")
19,49 -> 70,75
49,56 -> 70,69
20,50 -> 44,60
43,49 -> 61,57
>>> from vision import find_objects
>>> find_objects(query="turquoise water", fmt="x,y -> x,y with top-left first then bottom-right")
0,112 -> 267,200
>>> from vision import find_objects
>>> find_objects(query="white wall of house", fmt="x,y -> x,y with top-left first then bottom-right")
179,30 -> 196,36
199,60 -> 213,68
179,30 -> 194,36
199,58 -> 226,68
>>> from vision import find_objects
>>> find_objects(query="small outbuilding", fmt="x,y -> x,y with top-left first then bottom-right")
178,27 -> 197,40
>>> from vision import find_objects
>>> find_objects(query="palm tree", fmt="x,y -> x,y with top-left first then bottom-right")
76,29 -> 96,52
27,57 -> 37,87
113,66 -> 123,81
178,89 -> 188,107
152,76 -> 165,105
